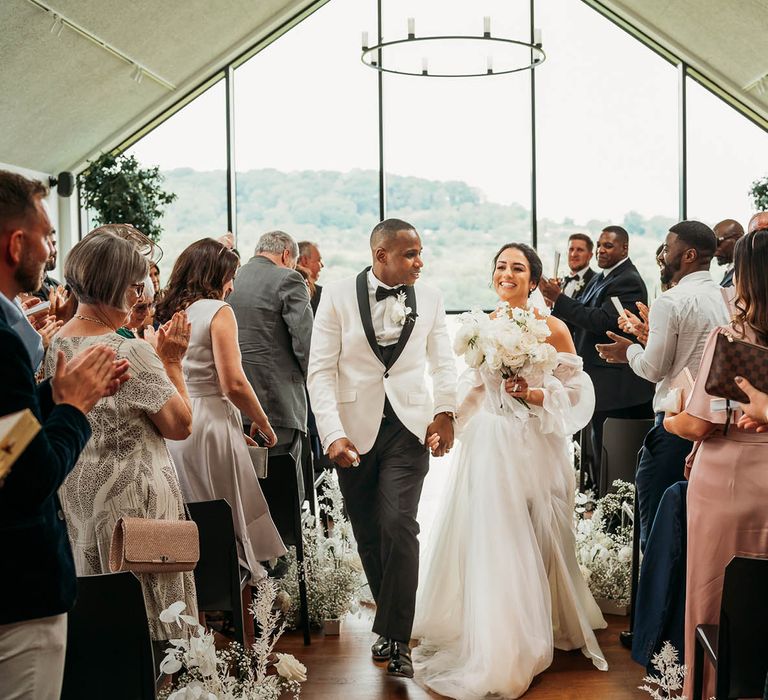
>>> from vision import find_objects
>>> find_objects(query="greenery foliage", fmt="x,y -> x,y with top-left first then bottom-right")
749,175 -> 768,212
155,167 -> 677,309
78,152 -> 177,242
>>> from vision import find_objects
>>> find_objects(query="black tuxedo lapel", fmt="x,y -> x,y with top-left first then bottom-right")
579,271 -> 606,306
356,268 -> 385,366
384,283 -> 417,371
574,268 -> 596,300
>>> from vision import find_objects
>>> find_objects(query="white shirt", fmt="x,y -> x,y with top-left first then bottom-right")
626,271 -> 731,412
601,256 -> 629,277
367,270 -> 405,347
563,267 -> 593,298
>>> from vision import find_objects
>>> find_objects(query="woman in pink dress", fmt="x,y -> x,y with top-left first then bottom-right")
665,228 -> 768,699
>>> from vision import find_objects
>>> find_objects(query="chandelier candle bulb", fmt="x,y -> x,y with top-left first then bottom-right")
408,17 -> 415,38
362,31 -> 368,49
534,28 -> 543,46
484,16 -> 491,37
422,56 -> 428,75
487,55 -> 493,74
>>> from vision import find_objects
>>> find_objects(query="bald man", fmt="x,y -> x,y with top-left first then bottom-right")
748,211 -> 768,234
713,219 -> 744,287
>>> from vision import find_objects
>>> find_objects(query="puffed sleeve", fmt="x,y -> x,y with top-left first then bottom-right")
538,353 -> 596,437
456,368 -> 485,433
684,327 -> 727,425
119,339 -> 177,415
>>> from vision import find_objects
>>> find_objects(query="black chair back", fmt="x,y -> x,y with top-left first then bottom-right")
600,417 -> 654,496
187,498 -> 247,646
61,572 -> 155,700
718,555 -> 768,699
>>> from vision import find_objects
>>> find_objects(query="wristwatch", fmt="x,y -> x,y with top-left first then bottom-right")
437,411 -> 456,421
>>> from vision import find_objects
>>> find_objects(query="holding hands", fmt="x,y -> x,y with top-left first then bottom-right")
425,413 -> 455,457
328,437 -> 361,468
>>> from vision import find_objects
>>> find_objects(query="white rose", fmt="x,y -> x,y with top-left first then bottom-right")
453,323 -> 477,355
275,653 -> 307,682
390,303 -> 406,325
464,343 -> 485,368
618,546 -> 633,563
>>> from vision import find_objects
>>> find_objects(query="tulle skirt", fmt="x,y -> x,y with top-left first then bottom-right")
412,407 -> 607,699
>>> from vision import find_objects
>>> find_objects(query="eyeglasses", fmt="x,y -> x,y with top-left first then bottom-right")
130,282 -> 145,296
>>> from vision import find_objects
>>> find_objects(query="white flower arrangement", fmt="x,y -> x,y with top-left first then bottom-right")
574,480 -> 634,605
280,471 -> 367,628
157,577 -> 305,700
454,302 -> 558,406
389,291 -> 413,326
638,641 -> 687,700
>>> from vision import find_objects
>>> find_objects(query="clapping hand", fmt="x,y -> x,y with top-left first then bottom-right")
618,302 -> 649,345
52,345 -> 131,413
36,316 -> 63,349
595,331 -> 633,364
155,311 -> 191,364
538,276 -> 562,306
50,285 -> 76,323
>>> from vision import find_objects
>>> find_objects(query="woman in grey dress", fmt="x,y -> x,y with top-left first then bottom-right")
156,238 -> 285,583
47,229 -> 197,641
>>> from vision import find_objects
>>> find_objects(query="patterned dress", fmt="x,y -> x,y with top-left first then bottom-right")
45,333 -> 198,640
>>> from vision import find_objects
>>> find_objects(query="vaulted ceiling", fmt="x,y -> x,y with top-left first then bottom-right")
1,0 -> 767,176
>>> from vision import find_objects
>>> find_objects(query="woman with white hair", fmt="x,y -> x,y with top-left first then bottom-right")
45,228 -> 197,641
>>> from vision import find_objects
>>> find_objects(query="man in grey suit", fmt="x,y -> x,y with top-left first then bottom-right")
228,231 -> 314,454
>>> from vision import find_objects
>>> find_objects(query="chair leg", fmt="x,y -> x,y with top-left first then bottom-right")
693,635 -> 704,700
623,467 -> 642,646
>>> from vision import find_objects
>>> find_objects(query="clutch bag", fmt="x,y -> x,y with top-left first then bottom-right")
109,516 -> 199,573
704,331 -> 768,404
248,445 -> 269,479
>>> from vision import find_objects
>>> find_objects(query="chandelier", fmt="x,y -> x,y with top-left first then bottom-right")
361,17 -> 545,78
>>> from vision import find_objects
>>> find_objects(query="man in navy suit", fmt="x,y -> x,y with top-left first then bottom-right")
713,219 -> 744,288
0,171 -> 128,700
540,226 -> 654,486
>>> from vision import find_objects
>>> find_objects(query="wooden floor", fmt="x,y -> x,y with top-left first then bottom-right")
276,613 -> 648,700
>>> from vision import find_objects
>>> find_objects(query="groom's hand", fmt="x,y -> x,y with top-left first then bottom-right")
328,437 -> 360,468
426,413 -> 454,457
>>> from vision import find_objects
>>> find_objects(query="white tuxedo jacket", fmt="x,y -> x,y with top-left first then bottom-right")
307,268 -> 457,455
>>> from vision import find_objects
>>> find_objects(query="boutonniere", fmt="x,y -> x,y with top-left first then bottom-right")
573,277 -> 587,293
390,291 -> 417,326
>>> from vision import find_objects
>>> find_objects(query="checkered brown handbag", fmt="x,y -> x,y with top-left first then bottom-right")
704,331 -> 768,403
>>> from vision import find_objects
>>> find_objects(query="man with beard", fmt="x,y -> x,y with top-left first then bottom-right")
712,219 -> 744,288
32,227 -> 60,302
595,221 -> 729,549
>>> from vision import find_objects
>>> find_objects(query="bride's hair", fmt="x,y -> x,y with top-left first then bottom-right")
491,243 -> 543,287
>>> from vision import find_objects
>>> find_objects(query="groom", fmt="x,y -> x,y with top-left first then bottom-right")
307,219 -> 456,678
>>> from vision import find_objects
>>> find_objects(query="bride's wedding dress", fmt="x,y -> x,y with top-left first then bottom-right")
412,354 -> 608,700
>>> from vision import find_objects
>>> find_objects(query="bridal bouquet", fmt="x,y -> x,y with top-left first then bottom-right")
454,302 -> 558,401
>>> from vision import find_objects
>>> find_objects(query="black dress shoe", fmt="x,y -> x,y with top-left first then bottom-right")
371,636 -> 390,661
387,641 -> 414,678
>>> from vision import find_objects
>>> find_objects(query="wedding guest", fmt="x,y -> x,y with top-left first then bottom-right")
0,170 -> 128,700
665,228 -> 768,700
156,238 -> 286,583
748,210 -> 768,233
32,227 -> 61,302
45,229 -> 198,642
560,233 -> 596,299
713,219 -> 744,288
149,262 -> 161,295
228,231 -> 313,460
539,226 -> 654,487
126,281 -> 154,337
298,240 -> 324,313
595,221 -> 729,549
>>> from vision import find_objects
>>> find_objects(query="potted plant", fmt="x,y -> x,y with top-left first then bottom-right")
78,152 -> 176,242
749,175 -> 768,212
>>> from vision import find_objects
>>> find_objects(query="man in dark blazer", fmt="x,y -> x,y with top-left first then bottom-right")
712,219 -> 744,288
0,170 -> 127,699
559,233 -> 597,338
540,225 -> 654,486
298,240 -> 324,314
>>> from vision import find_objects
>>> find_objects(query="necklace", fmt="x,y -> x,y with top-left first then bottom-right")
74,313 -> 116,331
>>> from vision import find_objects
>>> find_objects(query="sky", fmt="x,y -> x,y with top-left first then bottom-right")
130,0 -> 768,228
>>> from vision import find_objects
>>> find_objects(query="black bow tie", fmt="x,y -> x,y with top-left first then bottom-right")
375,285 -> 405,302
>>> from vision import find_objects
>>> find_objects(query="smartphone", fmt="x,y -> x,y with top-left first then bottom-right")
553,252 -> 561,279
610,296 -> 629,321
23,300 -> 50,317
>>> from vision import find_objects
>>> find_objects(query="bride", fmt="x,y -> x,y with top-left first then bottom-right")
412,243 -> 607,699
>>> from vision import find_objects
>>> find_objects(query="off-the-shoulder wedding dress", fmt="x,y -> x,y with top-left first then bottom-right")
412,354 -> 607,700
